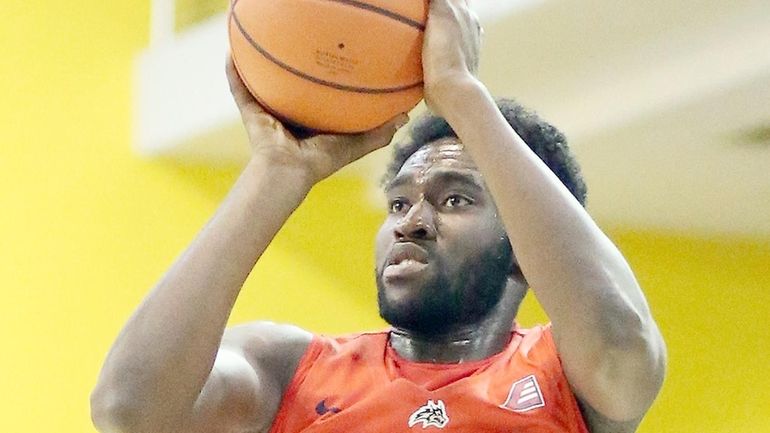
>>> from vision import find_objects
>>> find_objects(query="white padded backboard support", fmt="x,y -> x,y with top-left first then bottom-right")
135,13 -> 250,163
133,0 -> 541,164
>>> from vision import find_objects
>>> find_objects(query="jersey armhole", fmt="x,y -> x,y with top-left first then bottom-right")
268,334 -> 326,433
540,324 -> 591,433
540,324 -> 562,371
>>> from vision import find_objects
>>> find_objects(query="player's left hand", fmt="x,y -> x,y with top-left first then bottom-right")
227,56 -> 408,184
422,0 -> 483,113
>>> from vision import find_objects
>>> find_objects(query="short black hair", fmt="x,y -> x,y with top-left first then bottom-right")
382,99 -> 587,206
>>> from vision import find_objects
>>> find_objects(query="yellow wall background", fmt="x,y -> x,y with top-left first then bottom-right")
1,1 -> 768,432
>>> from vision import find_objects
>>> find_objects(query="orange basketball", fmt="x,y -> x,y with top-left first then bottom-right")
228,0 -> 427,134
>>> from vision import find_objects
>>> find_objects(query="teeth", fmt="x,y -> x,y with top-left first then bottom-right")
383,258 -> 428,278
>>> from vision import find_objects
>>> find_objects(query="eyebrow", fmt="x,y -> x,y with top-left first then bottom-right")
385,169 -> 484,193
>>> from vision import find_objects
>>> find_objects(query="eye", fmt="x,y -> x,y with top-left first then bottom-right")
389,198 -> 409,214
443,195 -> 472,208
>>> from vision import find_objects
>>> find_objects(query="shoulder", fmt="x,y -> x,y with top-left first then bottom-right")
265,329 -> 389,389
520,323 -> 645,433
223,321 -> 313,353
222,321 -> 313,388
188,323 -> 313,433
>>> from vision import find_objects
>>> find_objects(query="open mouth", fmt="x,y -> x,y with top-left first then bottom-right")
384,259 -> 429,278
387,242 -> 428,264
384,242 -> 430,279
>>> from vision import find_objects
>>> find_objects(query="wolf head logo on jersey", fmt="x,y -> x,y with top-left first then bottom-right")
408,399 -> 449,428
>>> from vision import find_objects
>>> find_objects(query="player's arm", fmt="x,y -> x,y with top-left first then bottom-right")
182,322 -> 311,433
90,58 -> 406,433
421,0 -> 666,428
89,148 -> 311,433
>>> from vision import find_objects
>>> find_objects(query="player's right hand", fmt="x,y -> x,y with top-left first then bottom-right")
226,56 -> 409,185
421,0 -> 483,118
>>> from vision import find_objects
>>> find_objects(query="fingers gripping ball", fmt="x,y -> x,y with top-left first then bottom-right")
228,0 -> 427,134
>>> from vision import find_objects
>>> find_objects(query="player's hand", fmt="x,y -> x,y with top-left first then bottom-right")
421,0 -> 483,115
226,56 -> 409,185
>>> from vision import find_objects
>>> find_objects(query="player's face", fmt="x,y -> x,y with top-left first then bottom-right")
375,139 -> 513,335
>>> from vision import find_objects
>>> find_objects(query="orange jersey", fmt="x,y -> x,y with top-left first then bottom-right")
269,325 -> 589,433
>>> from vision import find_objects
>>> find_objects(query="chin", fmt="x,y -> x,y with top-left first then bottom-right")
378,305 -> 455,335
377,286 -> 461,334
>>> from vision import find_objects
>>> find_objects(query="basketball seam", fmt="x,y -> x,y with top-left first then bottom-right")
321,0 -> 426,31
231,11 -> 423,94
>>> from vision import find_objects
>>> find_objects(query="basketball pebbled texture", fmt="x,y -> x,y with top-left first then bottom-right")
228,0 -> 428,134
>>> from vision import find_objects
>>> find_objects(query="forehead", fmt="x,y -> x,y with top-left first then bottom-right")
398,138 -> 479,177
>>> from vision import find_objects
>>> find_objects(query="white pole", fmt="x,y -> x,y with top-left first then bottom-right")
471,0 -> 544,23
150,0 -> 175,47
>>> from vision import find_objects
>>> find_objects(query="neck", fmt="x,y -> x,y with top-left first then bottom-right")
389,280 -> 525,363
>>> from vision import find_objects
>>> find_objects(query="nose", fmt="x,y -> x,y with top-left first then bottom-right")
394,200 -> 436,241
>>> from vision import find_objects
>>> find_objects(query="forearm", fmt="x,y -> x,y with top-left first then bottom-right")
91,156 -> 312,430
438,81 -> 646,324
435,79 -> 664,416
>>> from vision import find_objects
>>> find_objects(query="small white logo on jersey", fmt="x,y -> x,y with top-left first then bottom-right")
408,399 -> 449,428
500,375 -> 545,412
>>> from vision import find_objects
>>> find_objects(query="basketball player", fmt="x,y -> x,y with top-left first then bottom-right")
91,1 -> 666,432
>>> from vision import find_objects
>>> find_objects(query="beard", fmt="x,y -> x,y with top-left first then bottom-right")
376,238 -> 514,335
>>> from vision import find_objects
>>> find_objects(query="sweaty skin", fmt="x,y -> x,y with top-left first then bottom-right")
90,1 -> 665,433
375,140 -> 526,363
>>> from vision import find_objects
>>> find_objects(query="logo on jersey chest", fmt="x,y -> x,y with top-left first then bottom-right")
500,375 -> 545,412
408,399 -> 449,429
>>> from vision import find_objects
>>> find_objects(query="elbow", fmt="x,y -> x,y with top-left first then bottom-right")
593,318 -> 668,421
560,281 -> 667,421
606,293 -> 668,383
90,386 -> 164,433
609,317 -> 667,385
574,288 -> 667,420
90,387 -> 139,433
590,281 -> 660,355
